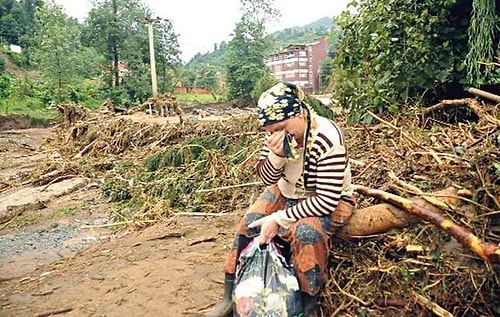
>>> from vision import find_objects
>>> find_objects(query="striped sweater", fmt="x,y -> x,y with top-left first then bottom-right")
256,115 -> 352,225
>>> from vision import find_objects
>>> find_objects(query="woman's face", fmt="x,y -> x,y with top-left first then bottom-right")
263,113 -> 305,141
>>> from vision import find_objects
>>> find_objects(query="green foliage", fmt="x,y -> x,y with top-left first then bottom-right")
0,55 -> 5,73
2,210 -> 42,229
179,62 -> 220,94
175,93 -> 217,104
101,182 -> 132,202
106,86 -> 133,108
0,74 -> 10,99
465,0 -> 499,86
31,0 -> 93,103
101,161 -> 137,202
250,75 -> 279,102
50,206 -> 80,218
0,0 -> 43,50
332,0 -> 474,122
305,95 -> 334,120
5,51 -> 27,68
82,0 -> 151,90
0,1 -> 23,44
225,0 -> 279,102
185,42 -> 228,72
82,0 -> 181,103
133,127 -> 261,211
1,76 -> 59,124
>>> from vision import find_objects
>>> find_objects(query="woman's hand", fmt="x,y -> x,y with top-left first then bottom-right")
266,130 -> 286,157
248,214 -> 279,245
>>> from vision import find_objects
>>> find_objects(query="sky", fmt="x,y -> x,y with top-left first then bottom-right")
55,0 -> 352,63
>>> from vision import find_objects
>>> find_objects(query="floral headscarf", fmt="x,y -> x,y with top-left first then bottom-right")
257,82 -> 305,126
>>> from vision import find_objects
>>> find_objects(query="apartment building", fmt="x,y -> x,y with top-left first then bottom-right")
265,37 -> 327,94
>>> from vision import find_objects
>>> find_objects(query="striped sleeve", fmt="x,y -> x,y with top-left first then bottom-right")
285,131 -> 348,219
255,146 -> 286,185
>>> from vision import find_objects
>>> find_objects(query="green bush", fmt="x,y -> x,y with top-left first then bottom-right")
0,56 -> 5,73
332,0 -> 475,122
305,95 -> 334,120
6,52 -> 27,69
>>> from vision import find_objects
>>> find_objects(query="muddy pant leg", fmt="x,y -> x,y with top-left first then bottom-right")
281,197 -> 356,295
224,185 -> 287,274
281,217 -> 330,296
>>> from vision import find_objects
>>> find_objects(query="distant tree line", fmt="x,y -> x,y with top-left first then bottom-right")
0,0 -> 497,122
0,0 -> 181,110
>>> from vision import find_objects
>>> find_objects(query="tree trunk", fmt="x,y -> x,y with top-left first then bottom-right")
336,187 -> 458,239
335,186 -> 499,263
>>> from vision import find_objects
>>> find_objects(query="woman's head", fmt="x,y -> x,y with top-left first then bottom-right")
257,82 -> 305,127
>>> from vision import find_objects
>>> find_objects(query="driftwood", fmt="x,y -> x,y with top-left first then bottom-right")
72,139 -> 98,159
53,103 -> 88,128
336,187 -> 456,240
467,87 -> 500,103
411,292 -> 453,317
341,185 -> 499,264
99,99 -> 126,114
125,93 -> 184,124
421,97 -> 500,126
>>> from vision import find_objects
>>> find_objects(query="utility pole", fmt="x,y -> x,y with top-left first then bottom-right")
138,17 -> 163,97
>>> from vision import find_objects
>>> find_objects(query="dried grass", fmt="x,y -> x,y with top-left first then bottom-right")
30,102 -> 499,316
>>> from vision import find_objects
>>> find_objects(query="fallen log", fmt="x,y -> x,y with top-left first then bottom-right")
339,185 -> 499,264
467,87 -> 500,103
336,187 -> 457,240
72,139 -> 98,159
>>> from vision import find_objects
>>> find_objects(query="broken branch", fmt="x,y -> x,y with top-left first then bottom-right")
467,87 -> 500,103
352,184 -> 500,263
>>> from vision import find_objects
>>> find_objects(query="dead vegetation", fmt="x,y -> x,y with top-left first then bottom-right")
10,95 -> 500,316
129,92 -> 185,123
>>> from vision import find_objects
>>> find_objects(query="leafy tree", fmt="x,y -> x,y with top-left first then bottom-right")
0,12 -> 20,44
196,63 -> 218,93
176,67 -> 195,92
0,54 -> 5,73
154,19 -> 182,94
31,0 -> 91,103
83,0 -> 152,89
82,0 -> 181,105
0,0 -> 42,67
332,0 -> 498,123
225,0 -> 280,102
0,0 -> 19,43
0,74 -> 10,102
465,0 -> 499,86
17,0 -> 44,63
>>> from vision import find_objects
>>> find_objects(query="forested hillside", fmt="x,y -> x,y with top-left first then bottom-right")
0,0 -> 498,119
185,16 -> 335,73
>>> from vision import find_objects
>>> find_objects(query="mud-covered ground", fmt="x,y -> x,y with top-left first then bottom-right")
0,112 -> 245,317
0,101 -> 498,317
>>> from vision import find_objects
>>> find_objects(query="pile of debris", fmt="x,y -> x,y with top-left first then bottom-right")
22,92 -> 500,316
128,93 -> 184,123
